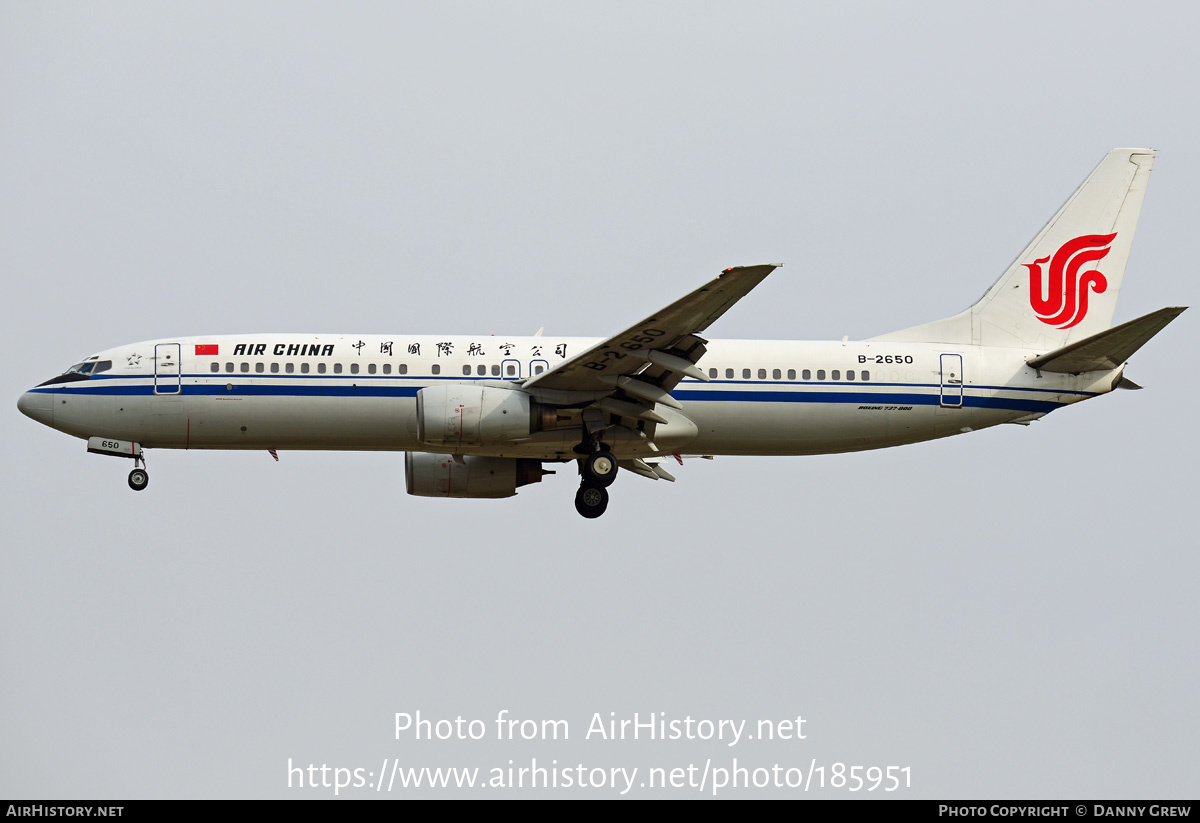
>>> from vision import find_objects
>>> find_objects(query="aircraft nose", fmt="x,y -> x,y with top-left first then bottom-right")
17,391 -> 53,426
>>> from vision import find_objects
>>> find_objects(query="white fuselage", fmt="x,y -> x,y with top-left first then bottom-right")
20,333 -> 1118,460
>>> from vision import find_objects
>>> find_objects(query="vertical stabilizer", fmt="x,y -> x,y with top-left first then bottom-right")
872,148 -> 1155,349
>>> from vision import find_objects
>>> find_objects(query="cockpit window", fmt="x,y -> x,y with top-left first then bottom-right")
37,357 -> 108,387
56,358 -> 111,378
63,360 -> 97,376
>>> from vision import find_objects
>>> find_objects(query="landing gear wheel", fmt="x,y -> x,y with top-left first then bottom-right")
128,468 -> 149,492
574,483 -> 609,519
583,450 -> 618,488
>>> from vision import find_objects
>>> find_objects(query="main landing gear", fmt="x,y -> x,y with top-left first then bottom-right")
575,483 -> 608,518
582,449 -> 618,487
574,444 -> 617,519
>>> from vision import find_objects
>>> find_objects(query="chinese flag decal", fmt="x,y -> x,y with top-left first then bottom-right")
195,344 -> 218,355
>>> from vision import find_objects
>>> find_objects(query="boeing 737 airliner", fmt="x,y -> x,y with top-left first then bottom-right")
17,148 -> 1185,517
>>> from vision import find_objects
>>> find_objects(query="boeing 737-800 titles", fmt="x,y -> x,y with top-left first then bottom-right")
17,149 -> 1185,517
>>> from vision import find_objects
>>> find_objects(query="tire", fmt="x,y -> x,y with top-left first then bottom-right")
574,483 -> 609,518
128,469 -> 149,491
583,450 -> 618,487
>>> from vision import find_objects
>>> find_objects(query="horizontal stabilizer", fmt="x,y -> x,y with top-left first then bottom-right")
1027,306 -> 1186,373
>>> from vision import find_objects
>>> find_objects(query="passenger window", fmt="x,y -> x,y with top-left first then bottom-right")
368,364 -> 376,375
286,363 -> 295,374
725,368 -> 734,379
301,363 -> 310,374
817,370 -> 826,380
398,364 -> 407,374
862,370 -> 869,381
787,369 -> 796,380
506,364 -> 516,376
317,363 -> 326,374
758,368 -> 767,379
241,363 -> 250,373
462,365 -> 472,375
802,369 -> 811,380
270,363 -> 279,374
255,362 -> 264,373
847,370 -> 854,381
210,363 -> 219,373
772,368 -> 781,380
350,363 -> 359,375
431,365 -> 441,375
382,364 -> 391,375
743,368 -> 751,379
832,370 -> 840,380
225,362 -> 234,373
491,365 -> 500,376
477,365 -> 486,376
709,368 -> 718,378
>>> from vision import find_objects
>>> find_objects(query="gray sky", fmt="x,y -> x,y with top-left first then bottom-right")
2,1 -> 1196,798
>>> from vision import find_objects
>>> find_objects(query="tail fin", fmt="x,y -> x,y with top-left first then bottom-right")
872,148 -> 1156,349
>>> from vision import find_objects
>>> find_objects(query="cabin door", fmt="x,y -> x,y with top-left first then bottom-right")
939,353 -> 963,408
154,343 -> 182,395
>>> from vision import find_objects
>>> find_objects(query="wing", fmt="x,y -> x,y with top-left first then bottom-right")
523,264 -> 780,397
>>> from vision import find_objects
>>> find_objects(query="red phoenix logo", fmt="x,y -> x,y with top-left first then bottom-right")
1024,233 -> 1117,328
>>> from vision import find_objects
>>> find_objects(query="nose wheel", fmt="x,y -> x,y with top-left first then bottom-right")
128,468 -> 149,491
127,452 -> 149,492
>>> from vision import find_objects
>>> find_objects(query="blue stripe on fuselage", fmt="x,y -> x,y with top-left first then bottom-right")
30,381 -> 1067,413
673,388 -> 1060,413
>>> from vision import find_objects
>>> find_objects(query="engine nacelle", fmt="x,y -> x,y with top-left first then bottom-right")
416,384 -> 537,447
405,452 -> 547,498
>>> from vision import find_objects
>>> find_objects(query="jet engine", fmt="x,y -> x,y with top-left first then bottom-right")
405,452 -> 548,498
416,384 -> 547,447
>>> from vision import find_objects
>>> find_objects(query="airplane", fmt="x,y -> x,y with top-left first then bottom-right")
17,148 -> 1185,518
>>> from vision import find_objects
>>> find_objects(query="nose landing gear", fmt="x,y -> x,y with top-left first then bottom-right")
128,467 -> 149,491
86,437 -> 150,492
127,451 -> 149,491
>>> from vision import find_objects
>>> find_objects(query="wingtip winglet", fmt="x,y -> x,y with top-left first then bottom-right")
721,263 -> 783,275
